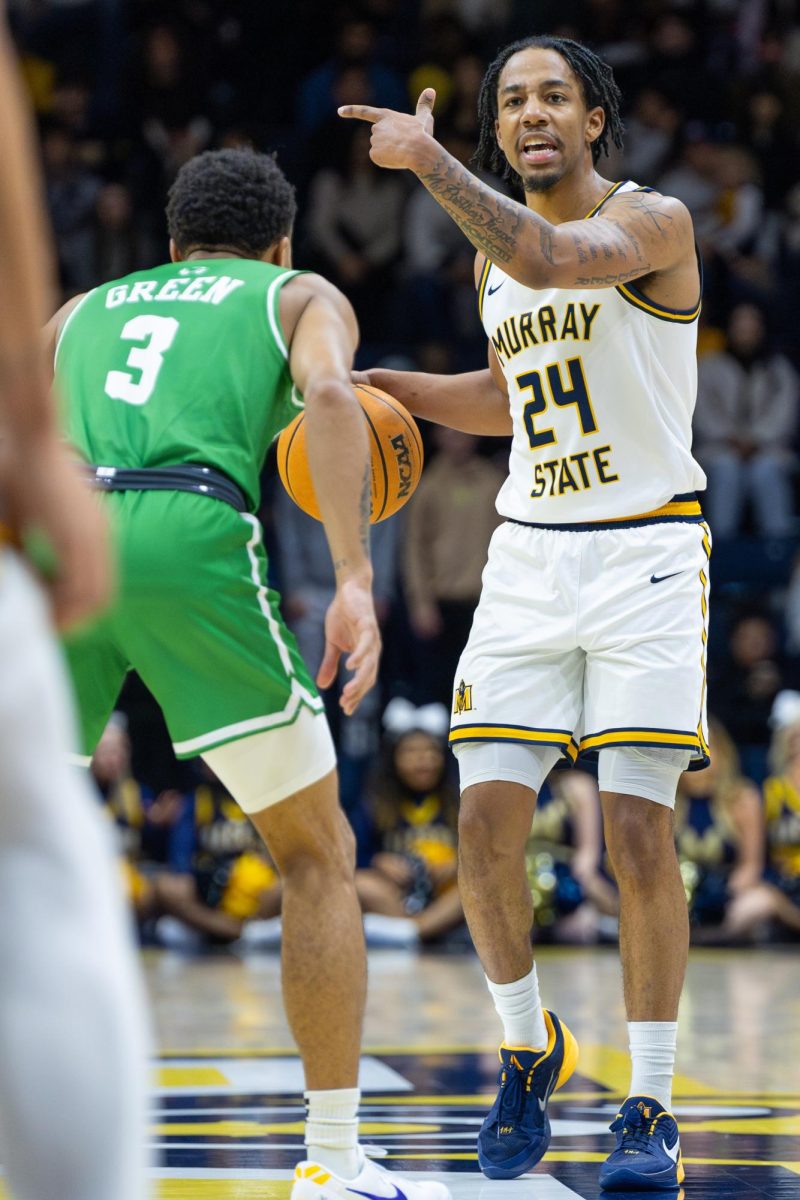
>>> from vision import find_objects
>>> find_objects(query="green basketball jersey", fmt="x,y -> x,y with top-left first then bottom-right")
55,259 -> 304,510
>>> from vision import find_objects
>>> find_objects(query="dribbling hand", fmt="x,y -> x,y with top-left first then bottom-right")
317,577 -> 381,715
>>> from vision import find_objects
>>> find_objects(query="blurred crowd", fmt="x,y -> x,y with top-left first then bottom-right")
13,0 -> 800,947
93,693 -> 800,951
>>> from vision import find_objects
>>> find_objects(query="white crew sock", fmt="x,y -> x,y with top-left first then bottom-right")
627,1021 -> 678,1110
486,963 -> 548,1049
304,1087 -> 361,1179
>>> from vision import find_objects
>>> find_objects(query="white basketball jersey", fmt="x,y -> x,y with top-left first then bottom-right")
480,180 -> 706,525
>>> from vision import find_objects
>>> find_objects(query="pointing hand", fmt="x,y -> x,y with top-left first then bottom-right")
338,89 -> 437,172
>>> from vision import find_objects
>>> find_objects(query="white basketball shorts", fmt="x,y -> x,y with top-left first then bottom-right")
450,516 -> 711,767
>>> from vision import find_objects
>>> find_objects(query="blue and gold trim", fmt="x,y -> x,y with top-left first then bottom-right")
580,726 -> 702,755
690,520 -> 713,770
585,179 -> 627,218
477,256 -> 492,321
450,722 -> 578,761
508,493 -> 703,533
616,280 -> 701,323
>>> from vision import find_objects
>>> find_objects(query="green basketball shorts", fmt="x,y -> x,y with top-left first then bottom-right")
64,490 -> 324,760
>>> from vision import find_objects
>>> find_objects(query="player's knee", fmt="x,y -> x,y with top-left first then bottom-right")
267,802 -> 356,884
603,795 -> 675,884
458,795 -> 523,872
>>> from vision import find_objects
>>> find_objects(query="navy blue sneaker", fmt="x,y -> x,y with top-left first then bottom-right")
477,1009 -> 578,1179
599,1095 -> 684,1191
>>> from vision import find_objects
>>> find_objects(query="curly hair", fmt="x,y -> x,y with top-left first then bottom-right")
166,148 -> 297,257
474,36 -> 624,184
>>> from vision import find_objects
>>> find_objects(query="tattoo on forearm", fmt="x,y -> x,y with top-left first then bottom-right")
418,153 -> 523,264
416,157 -> 680,287
574,268 -> 652,286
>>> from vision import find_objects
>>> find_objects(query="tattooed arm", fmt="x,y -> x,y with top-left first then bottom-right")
339,91 -> 697,300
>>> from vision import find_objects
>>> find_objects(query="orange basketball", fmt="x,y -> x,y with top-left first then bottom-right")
276,385 -> 424,523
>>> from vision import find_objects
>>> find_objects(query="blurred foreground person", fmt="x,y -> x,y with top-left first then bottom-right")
0,8 -> 149,1198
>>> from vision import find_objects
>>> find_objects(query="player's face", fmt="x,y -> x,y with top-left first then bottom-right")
494,47 -> 605,192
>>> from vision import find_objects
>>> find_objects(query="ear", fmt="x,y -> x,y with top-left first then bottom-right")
586,105 -> 606,151
169,238 -> 182,263
264,235 -> 292,268
495,116 -> 504,155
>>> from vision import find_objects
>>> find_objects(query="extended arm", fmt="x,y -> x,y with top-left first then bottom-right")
364,342 -> 511,437
284,274 -> 379,712
340,92 -> 695,294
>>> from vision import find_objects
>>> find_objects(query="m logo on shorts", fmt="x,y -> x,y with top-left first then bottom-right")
453,680 -> 473,715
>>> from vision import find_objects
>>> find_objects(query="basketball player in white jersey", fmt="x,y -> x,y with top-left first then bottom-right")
341,35 -> 707,1191
0,9 -> 151,1197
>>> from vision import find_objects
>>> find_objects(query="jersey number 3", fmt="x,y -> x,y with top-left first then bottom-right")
104,315 -> 179,406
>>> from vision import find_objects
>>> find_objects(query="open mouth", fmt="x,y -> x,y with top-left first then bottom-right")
520,137 -> 559,165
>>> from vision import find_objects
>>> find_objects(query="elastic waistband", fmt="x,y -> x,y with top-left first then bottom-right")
507,493 -> 703,533
88,464 -> 249,513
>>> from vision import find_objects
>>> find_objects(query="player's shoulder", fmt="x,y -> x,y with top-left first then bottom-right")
603,186 -> 694,234
474,251 -> 487,289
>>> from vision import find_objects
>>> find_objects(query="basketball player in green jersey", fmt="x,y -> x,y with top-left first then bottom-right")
46,148 -> 450,1200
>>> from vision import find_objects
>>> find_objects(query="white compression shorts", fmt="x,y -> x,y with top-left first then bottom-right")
203,704 -> 337,814
453,740 -> 691,809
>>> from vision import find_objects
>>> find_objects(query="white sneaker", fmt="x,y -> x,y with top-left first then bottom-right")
363,913 -> 420,948
292,1153 -> 451,1200
236,916 -> 282,950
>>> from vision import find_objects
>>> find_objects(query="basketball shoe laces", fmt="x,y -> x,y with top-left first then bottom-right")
497,1062 -> 532,1126
610,1104 -> 659,1152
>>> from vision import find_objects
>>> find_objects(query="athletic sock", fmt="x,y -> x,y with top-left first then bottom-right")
485,963 -> 548,1049
627,1021 -> 678,1110
304,1087 -> 361,1179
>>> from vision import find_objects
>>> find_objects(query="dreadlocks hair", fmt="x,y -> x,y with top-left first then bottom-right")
166,148 -> 297,257
474,36 -> 624,184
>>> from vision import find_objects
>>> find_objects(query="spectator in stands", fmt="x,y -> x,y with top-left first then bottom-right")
527,767 -> 618,944
694,303 -> 799,538
740,90 -> 795,211
149,764 -> 282,950
297,16 -> 406,136
41,120 -> 100,293
356,699 -> 464,947
402,428 -> 503,707
774,182 -> 800,367
657,124 -> 721,243
706,146 -> 764,259
128,22 -> 212,190
92,181 -> 153,284
620,88 -> 681,185
715,699 -> 800,941
91,712 -> 188,924
711,612 -> 789,783
674,719 -> 764,937
304,122 -> 406,341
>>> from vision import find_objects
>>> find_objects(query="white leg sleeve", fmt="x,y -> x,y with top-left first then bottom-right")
0,553 -> 151,1200
453,739 -> 563,795
598,746 -> 692,809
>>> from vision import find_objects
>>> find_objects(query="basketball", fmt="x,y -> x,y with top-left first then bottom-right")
276,385 -> 424,523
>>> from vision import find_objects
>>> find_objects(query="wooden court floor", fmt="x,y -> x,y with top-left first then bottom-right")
10,945 -> 800,1198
